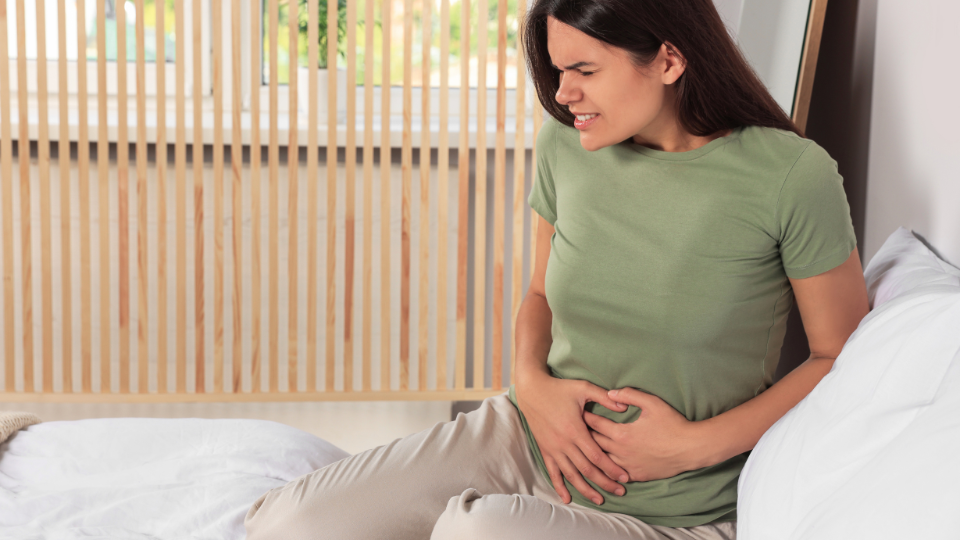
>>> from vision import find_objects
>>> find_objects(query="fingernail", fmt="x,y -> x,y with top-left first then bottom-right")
593,498 -> 603,505
608,389 -> 618,397
620,474 -> 628,482
616,488 -> 625,496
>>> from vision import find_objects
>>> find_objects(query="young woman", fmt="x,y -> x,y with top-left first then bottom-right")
244,0 -> 870,538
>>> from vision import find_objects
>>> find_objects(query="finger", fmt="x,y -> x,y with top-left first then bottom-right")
573,428 -> 629,483
568,447 -> 626,496
558,455 -> 605,506
609,387 -> 653,410
543,456 -> 571,504
590,429 -> 616,453
583,411 -> 621,438
581,382 -> 629,413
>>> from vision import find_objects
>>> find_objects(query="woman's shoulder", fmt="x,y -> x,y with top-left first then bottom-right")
734,125 -> 833,169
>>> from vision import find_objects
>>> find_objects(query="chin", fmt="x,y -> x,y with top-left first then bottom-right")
578,134 -> 610,152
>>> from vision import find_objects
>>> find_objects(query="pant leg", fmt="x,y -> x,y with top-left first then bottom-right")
431,488 -> 737,540
244,393 -> 549,540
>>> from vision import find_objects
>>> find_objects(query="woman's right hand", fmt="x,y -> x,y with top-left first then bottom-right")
515,372 -> 630,505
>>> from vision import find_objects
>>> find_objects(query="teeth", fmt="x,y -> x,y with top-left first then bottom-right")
576,114 -> 598,121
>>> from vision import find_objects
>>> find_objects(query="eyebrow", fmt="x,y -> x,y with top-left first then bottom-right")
550,61 -> 596,70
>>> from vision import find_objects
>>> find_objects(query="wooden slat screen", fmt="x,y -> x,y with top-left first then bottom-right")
0,0 -> 543,402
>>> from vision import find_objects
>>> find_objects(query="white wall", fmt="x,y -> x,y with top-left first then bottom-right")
864,0 -> 960,266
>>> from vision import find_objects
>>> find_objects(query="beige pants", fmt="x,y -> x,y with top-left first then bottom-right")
244,393 -> 737,540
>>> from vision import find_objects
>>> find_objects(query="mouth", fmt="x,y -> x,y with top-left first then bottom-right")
574,114 -> 600,130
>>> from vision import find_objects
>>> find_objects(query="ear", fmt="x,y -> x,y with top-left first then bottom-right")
659,42 -> 687,85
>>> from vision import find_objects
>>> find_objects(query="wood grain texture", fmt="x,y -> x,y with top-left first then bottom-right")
362,0 -> 375,392
175,0 -> 188,394
36,0 -> 53,394
511,0 -> 528,385
436,0 -> 450,391
400,0 -> 412,391
287,0 -> 300,393
344,0 -> 356,392
306,0 -> 320,393
135,0 -> 149,394
324,0 -> 337,392
492,0 -> 507,390
118,0 -> 130,395
231,0 -> 243,393
77,0 -> 91,394
454,0 -> 469,391
792,0 -> 829,133
57,0 -> 73,393
268,0 -> 279,393
18,0 -> 35,392
212,0 -> 224,394
473,0 -> 488,391
250,0 -> 263,393
156,0 -> 168,394
419,0 -> 431,391
193,0 -> 206,393
0,0 -> 14,392
379,0 -> 392,393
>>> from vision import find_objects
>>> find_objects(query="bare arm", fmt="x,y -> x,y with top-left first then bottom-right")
693,247 -> 870,468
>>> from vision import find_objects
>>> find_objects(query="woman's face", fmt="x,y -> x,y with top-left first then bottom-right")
546,16 -> 685,152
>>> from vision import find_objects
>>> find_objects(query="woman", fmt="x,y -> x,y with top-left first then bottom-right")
245,0 -> 870,538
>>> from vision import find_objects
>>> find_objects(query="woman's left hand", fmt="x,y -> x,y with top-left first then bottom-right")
584,387 -> 706,483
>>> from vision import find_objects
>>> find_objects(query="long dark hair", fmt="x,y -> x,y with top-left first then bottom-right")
521,0 -> 804,138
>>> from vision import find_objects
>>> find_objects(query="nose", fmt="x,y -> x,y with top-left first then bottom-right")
554,72 -> 581,106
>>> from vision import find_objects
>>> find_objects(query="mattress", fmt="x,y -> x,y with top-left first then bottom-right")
0,417 -> 350,539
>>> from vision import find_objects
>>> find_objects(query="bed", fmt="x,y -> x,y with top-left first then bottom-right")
2,227 -> 958,539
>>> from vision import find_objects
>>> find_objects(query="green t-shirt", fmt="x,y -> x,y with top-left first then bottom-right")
507,117 -> 857,527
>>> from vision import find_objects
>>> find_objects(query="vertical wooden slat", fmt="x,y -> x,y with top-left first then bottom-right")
454,0 -> 469,391
473,0 -> 489,390
156,0 -> 168,394
530,106 -> 542,282
135,0 -> 149,394
418,0 -> 431,391
175,0 -> 187,393
379,0 -> 391,392
117,0 -> 130,394
491,0 -> 507,390
0,0 -> 14,392
343,0 -> 356,393
267,0 -> 279,393
212,0 -> 224,393
436,0 -> 450,391
250,0 -> 263,392
58,0 -> 73,393
324,0 -> 338,392
400,0 -> 412,391
362,0 -> 374,392
193,0 -> 206,393
306,0 -> 319,393
231,0 -> 243,393
96,0 -> 110,393
36,0 -> 54,395
77,0 -> 91,394
511,0 -> 529,387
287,0 -> 299,392
17,0 -> 34,392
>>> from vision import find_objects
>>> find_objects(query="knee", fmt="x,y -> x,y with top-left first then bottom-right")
431,489 -> 526,540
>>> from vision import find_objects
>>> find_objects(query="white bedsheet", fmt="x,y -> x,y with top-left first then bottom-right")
0,417 -> 350,539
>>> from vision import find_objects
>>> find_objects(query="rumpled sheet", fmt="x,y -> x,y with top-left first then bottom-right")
0,417 -> 350,539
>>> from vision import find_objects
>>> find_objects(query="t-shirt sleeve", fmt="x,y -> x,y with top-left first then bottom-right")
776,141 -> 857,279
528,118 -> 558,226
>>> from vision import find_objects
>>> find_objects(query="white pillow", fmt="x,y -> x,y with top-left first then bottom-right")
737,227 -> 960,540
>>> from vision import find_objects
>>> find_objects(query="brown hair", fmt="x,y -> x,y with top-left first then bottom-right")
521,0 -> 805,138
